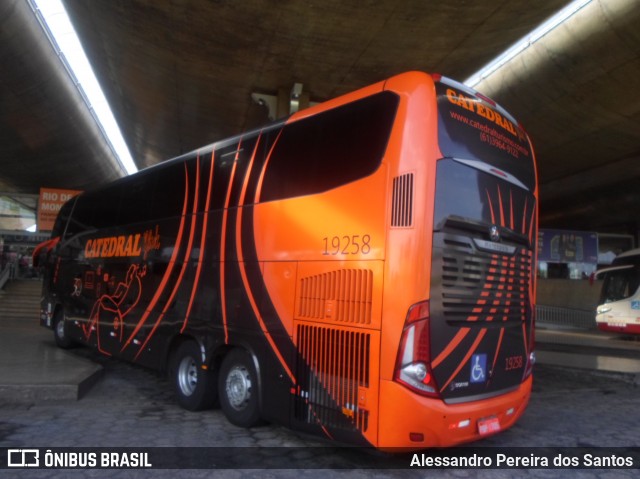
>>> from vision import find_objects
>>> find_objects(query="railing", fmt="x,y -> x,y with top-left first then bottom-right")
535,304 -> 597,330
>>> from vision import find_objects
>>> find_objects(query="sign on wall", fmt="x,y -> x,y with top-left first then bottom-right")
37,188 -> 82,232
538,229 -> 598,264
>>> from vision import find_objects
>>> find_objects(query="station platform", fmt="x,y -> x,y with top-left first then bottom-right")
536,327 -> 640,375
1,280 -> 639,405
0,280 -> 103,404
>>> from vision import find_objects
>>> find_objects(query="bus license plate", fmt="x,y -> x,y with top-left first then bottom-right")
478,417 -> 501,435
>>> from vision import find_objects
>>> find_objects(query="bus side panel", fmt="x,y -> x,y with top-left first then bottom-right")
252,165 -> 388,265
226,203 -> 299,428
261,261 -> 297,346
43,79 -> 401,447
290,319 -> 380,443
252,166 -> 388,445
51,149 -> 233,369
226,89 -> 398,443
378,72 -> 441,384
57,212 -> 201,365
290,260 -> 383,446
221,256 -> 295,427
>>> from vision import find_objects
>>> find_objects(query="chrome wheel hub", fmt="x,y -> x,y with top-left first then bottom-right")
177,357 -> 198,397
226,366 -> 251,411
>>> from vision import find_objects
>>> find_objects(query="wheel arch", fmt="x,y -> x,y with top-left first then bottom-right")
165,333 -> 204,373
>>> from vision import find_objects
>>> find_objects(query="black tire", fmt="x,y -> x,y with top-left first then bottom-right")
171,341 -> 218,411
53,310 -> 74,349
218,349 -> 263,428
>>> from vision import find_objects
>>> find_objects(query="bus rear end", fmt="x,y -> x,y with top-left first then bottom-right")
378,73 -> 537,448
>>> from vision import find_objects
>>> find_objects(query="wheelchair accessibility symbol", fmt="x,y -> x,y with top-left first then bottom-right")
470,354 -> 487,383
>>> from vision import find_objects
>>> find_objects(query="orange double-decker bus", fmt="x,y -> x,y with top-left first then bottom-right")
38,71 -> 537,449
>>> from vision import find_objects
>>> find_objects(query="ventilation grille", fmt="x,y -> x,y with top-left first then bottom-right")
441,237 -> 533,324
298,269 -> 373,325
391,173 -> 414,227
294,324 -> 370,432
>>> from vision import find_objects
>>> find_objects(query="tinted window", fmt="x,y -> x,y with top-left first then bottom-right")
260,91 -> 399,202
147,161 -> 188,221
601,266 -> 640,303
434,158 -> 536,238
436,81 -> 536,192
52,197 -> 76,239
91,186 -> 121,228
118,174 -> 154,225
601,256 -> 640,303
66,184 -> 121,237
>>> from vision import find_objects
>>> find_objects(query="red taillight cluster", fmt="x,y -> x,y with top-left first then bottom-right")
394,301 -> 440,398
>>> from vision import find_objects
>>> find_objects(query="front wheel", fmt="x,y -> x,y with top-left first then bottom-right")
219,349 -> 263,428
53,310 -> 74,349
171,341 -> 218,411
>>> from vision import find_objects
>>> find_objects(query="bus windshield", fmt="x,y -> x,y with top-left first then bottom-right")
601,263 -> 640,303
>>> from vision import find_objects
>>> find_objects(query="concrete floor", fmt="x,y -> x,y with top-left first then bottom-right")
0,280 -> 102,403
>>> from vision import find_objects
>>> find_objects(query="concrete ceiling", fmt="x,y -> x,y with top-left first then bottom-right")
1,0 -> 640,234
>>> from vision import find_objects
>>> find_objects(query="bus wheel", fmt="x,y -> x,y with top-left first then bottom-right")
171,341 -> 218,411
53,310 -> 74,349
219,349 -> 262,428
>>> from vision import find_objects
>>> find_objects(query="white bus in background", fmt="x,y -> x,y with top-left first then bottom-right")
595,248 -> 640,334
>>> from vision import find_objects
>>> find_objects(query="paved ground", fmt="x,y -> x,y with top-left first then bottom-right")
0,342 -> 639,478
1,281 -> 639,478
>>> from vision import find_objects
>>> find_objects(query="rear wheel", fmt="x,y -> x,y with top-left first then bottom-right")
219,349 -> 263,428
53,310 -> 74,349
171,341 -> 218,411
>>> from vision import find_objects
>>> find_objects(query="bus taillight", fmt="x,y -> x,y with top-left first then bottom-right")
394,301 -> 440,398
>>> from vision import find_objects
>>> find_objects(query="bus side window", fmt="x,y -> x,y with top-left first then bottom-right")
64,193 -> 103,240
52,198 -> 75,240
118,176 -> 154,226
57,196 -> 93,259
150,162 -> 190,220
92,185 -> 122,230
259,91 -> 399,203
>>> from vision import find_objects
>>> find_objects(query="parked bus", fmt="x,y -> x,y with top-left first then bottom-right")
596,248 -> 640,334
37,71 -> 537,449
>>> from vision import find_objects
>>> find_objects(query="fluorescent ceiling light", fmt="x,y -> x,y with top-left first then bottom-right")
31,0 -> 138,175
465,0 -> 593,87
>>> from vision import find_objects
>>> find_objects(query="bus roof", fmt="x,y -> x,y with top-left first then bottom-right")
616,248 -> 640,259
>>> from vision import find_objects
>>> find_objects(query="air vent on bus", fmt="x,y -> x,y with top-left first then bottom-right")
440,246 -> 532,324
391,173 -> 414,227
294,324 -> 370,433
298,269 -> 373,325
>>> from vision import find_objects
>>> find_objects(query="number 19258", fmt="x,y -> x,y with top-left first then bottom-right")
322,234 -> 371,255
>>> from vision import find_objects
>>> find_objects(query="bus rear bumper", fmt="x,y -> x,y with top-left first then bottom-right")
377,375 -> 532,449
